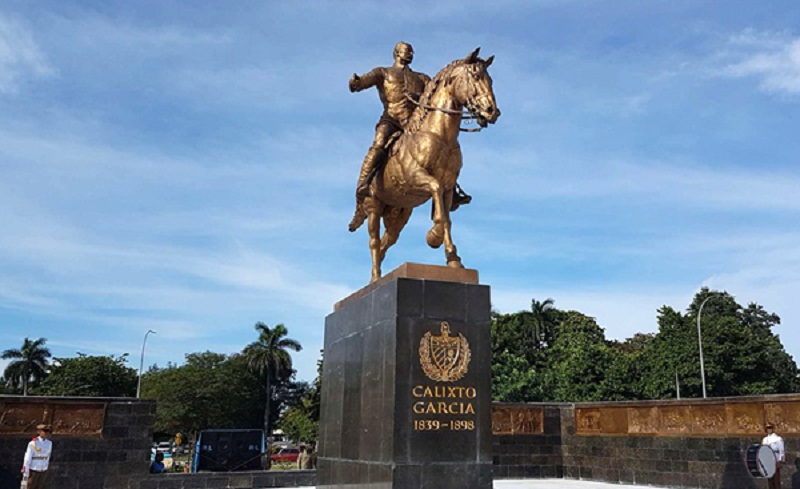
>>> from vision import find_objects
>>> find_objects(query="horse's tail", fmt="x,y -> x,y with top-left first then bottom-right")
348,202 -> 367,232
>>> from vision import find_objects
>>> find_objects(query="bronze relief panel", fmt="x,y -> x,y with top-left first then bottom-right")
600,407 -> 628,434
576,408 -> 602,434
660,405 -> 692,434
691,404 -> 727,435
510,407 -> 542,434
764,402 -> 800,434
0,403 -> 49,435
491,406 -> 513,435
1,402 -> 107,437
52,403 -> 106,436
628,406 -> 660,434
726,403 -> 765,435
491,406 -> 543,435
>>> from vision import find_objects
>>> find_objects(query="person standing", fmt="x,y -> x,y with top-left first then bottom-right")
21,424 -> 53,489
306,444 -> 317,470
150,452 -> 166,474
762,422 -> 785,489
297,445 -> 309,470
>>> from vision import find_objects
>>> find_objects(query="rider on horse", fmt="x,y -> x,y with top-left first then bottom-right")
348,42 -> 471,232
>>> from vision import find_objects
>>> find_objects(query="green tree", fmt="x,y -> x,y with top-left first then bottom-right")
600,333 -> 653,401
530,298 -> 555,346
307,354 -> 323,423
492,310 -> 535,363
278,352 -> 323,444
491,349 -> 542,401
546,312 -> 612,401
490,290 -> 799,403
491,302 -> 567,401
37,354 -> 137,397
640,289 -> 800,398
242,323 -> 302,436
141,351 -> 265,435
280,404 -> 318,444
2,337 -> 51,396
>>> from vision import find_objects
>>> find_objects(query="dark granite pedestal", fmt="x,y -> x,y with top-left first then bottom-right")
318,263 -> 493,489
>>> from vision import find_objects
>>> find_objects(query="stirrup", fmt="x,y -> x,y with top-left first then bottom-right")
451,184 -> 472,211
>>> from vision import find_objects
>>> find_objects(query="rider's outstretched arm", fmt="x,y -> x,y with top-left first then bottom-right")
350,68 -> 384,92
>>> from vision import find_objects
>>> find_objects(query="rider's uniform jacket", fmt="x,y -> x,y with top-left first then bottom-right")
353,66 -> 430,129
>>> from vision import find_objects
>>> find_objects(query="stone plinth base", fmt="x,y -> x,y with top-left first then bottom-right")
318,263 -> 492,489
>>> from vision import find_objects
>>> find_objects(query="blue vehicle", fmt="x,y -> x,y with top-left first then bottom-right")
192,429 -> 266,472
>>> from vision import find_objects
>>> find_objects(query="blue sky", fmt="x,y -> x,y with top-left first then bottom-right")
1,1 -> 799,384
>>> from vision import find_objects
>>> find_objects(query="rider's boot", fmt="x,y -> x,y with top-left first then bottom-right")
450,183 -> 473,211
349,147 -> 386,232
356,146 -> 386,198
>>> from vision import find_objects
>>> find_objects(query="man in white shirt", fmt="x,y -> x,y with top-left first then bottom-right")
21,424 -> 53,489
762,422 -> 785,489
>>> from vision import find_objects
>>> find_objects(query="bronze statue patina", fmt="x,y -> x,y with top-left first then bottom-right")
348,42 -> 472,232
349,47 -> 500,282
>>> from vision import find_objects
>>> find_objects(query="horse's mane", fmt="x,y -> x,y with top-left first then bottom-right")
406,58 -> 467,133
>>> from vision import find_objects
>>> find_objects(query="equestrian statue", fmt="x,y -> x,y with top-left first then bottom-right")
348,45 -> 500,282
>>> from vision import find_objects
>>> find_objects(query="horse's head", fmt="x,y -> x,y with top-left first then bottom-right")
453,48 -> 500,128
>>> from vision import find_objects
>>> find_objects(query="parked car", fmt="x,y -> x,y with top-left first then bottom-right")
154,442 -> 173,454
270,447 -> 300,463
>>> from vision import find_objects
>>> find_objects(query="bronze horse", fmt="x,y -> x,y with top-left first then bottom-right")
352,48 -> 500,282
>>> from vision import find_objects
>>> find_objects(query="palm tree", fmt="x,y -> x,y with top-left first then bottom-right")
243,323 -> 302,436
530,298 -> 555,345
2,337 -> 52,396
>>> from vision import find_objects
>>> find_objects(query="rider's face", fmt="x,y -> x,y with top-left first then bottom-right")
395,45 -> 413,65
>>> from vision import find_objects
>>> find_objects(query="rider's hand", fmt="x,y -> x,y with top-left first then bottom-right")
349,73 -> 361,92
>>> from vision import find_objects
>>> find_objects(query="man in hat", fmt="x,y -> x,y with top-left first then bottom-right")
21,424 -> 53,489
762,422 -> 785,489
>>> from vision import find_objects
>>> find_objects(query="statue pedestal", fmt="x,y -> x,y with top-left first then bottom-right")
318,263 -> 493,489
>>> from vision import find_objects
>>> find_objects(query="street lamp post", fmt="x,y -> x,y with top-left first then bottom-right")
696,294 -> 720,399
137,329 -> 156,398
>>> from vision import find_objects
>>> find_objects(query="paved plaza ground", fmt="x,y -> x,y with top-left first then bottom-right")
494,480 -> 669,489
295,479 -> 671,489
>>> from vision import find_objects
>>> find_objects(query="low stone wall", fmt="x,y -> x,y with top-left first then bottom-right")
561,430 -> 777,488
0,396 -> 154,489
491,403 -> 564,479
490,394 -> 800,489
6,394 -> 799,489
126,470 -> 315,489
562,395 -> 800,489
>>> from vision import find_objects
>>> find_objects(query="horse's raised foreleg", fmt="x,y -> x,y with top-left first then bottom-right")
407,171 -> 462,268
379,207 -> 412,263
365,197 -> 385,283
406,172 -> 447,249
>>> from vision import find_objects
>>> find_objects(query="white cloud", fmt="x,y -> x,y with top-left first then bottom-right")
0,14 -> 53,93
721,30 -> 800,96
60,12 -> 231,53
491,285 -> 691,340
464,144 -> 800,212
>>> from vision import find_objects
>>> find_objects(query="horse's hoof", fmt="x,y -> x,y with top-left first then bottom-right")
447,260 -> 464,269
370,272 -> 381,283
426,229 -> 444,248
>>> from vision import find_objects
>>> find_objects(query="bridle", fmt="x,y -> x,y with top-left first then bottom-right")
404,68 -> 489,133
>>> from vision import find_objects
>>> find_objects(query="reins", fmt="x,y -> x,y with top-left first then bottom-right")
404,91 -> 484,133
